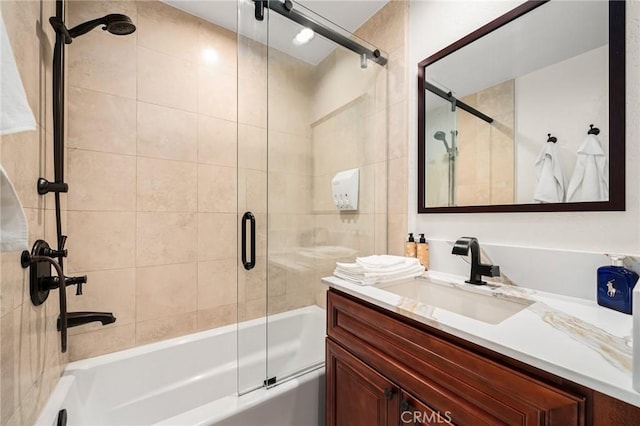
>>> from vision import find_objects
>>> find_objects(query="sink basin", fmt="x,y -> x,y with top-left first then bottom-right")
379,278 -> 534,324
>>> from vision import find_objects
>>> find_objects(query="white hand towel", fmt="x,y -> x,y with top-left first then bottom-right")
0,164 -> 28,252
533,142 -> 565,203
355,255 -> 408,269
566,134 -> 608,202
1,14 -> 37,135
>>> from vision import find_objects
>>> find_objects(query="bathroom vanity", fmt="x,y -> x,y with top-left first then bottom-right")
324,275 -> 640,425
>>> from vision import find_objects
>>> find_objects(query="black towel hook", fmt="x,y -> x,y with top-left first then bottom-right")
547,133 -> 557,143
588,124 -> 600,135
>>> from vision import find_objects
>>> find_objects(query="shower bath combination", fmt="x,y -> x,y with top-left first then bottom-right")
21,0 -> 137,353
434,130 -> 458,207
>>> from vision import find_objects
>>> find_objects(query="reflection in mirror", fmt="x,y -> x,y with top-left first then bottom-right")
418,0 -> 625,213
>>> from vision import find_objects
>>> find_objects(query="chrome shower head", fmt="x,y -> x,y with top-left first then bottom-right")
433,131 -> 450,151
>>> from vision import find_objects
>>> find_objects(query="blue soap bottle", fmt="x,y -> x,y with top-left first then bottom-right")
597,256 -> 639,315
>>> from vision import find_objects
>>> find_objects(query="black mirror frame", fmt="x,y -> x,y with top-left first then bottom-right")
417,0 -> 625,213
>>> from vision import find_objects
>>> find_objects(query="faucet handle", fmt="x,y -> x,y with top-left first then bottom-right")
66,275 -> 87,295
42,275 -> 87,295
487,264 -> 500,277
452,237 -> 477,255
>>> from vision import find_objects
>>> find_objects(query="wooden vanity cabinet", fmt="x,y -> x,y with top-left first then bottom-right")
326,289 -> 639,426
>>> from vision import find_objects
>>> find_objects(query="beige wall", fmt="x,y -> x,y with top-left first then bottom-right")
0,1 -> 68,424
356,0 -> 408,256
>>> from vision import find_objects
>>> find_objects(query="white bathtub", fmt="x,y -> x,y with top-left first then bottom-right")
36,306 -> 326,426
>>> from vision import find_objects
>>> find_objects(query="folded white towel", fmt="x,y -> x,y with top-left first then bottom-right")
533,142 -> 565,203
355,255 -> 408,269
334,255 -> 424,286
0,164 -> 28,252
566,134 -> 608,202
334,265 -> 425,286
0,15 -> 37,135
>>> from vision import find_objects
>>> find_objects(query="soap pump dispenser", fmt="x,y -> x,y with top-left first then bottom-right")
416,234 -> 429,270
405,233 -> 416,258
597,256 -> 639,315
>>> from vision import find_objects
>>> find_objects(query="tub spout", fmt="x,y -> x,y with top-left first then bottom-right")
58,312 -> 116,330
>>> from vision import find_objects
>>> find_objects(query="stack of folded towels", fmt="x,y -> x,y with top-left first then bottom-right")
333,255 -> 425,286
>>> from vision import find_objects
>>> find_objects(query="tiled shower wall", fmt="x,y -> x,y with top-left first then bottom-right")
64,0 -> 322,359
457,79 -> 515,205
67,0 -> 238,359
0,1 -> 68,424
357,0 -> 408,256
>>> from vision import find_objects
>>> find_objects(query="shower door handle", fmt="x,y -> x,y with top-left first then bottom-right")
241,212 -> 256,270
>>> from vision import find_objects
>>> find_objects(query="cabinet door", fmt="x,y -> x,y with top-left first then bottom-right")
327,339 -> 400,426
400,391 -> 455,426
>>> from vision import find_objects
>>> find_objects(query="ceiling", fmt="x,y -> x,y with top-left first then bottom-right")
161,0 -> 388,65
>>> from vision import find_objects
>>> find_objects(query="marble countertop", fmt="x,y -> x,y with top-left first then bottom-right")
323,271 -> 640,408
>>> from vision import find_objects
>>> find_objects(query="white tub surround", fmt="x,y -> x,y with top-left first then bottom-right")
323,272 -> 639,407
36,306 -> 325,426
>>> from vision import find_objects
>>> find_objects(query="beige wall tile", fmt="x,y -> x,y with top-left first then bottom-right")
199,65 -> 237,121
137,102 -> 198,162
198,21 -> 237,74
197,304 -> 236,331
238,169 -> 267,215
66,212 -> 136,272
197,260 -> 236,310
387,214 -> 406,256
237,124 -> 267,171
389,101 -> 408,160
137,0 -> 200,62
388,157 -> 408,214
197,213 -> 236,261
67,87 -> 137,155
136,212 -> 197,266
68,324 -> 136,361
67,149 -> 136,211
136,263 -> 197,321
1,308 -> 19,425
138,47 -> 198,112
67,7 -> 137,98
0,130 -> 43,210
136,312 -> 197,345
0,253 -> 25,319
138,158 -> 197,212
67,268 -> 136,335
198,115 -> 237,167
198,164 -> 236,213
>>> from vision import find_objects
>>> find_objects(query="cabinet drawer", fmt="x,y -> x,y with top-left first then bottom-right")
327,289 -> 586,426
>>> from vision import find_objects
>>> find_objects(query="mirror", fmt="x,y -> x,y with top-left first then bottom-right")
418,0 -> 625,213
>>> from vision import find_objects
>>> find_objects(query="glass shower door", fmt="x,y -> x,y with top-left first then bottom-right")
237,0 -> 269,394
238,0 -> 388,392
263,2 -> 387,385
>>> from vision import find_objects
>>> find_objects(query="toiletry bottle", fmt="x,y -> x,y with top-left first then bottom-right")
416,234 -> 429,270
405,233 -> 417,258
597,255 -> 639,315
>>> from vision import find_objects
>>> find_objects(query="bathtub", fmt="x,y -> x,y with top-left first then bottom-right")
36,305 -> 326,426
